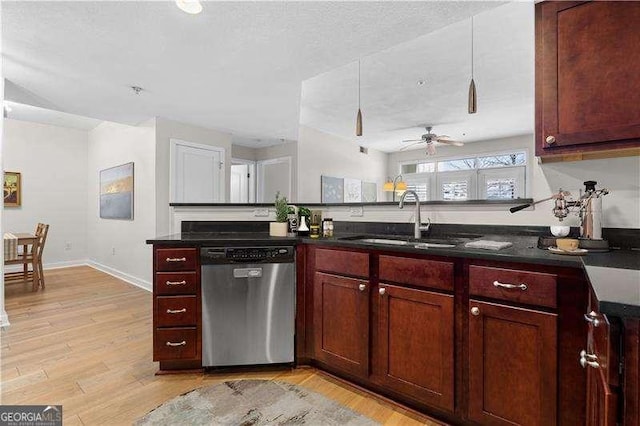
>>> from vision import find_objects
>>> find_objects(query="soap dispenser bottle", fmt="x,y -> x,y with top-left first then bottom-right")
297,215 -> 310,236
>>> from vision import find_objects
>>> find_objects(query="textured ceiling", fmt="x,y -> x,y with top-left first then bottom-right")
2,1 -> 504,147
300,2 -> 535,152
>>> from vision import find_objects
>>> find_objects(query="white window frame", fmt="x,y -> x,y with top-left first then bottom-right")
478,166 -> 526,200
397,149 -> 529,201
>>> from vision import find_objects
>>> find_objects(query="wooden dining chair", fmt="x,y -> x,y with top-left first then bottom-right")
4,223 -> 49,291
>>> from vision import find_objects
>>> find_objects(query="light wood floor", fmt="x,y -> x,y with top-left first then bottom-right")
1,266 -> 436,425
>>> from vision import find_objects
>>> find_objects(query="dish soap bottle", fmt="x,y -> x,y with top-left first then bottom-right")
297,215 -> 310,237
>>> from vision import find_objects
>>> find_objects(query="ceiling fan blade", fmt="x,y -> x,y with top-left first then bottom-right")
401,139 -> 423,143
437,139 -> 464,147
399,141 -> 425,151
437,135 -> 451,139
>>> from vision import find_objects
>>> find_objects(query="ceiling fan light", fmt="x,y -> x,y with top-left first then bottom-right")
395,181 -> 408,192
176,0 -> 203,15
383,180 -> 394,192
426,143 -> 437,156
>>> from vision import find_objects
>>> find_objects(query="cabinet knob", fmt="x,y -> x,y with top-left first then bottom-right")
579,350 -> 600,369
471,307 -> 480,316
358,284 -> 366,291
379,287 -> 386,296
584,311 -> 601,327
545,135 -> 556,145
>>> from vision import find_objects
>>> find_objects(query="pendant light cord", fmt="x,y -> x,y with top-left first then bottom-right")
471,17 -> 474,79
358,60 -> 361,108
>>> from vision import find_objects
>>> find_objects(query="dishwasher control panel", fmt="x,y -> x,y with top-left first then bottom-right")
201,246 -> 295,264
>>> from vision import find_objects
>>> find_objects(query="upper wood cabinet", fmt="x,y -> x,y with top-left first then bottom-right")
536,1 -> 640,160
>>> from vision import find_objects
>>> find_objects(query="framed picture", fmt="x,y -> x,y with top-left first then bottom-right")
100,162 -> 134,220
321,175 -> 344,203
343,178 -> 362,203
3,171 -> 21,207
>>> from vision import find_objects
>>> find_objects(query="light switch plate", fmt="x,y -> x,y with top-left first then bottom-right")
349,206 -> 364,217
254,208 -> 269,217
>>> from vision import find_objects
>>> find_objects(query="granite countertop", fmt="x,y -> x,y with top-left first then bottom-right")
147,230 -> 640,317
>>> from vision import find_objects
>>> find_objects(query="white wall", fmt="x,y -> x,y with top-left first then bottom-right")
3,119 -> 89,266
297,125 -> 388,203
155,117 -> 232,236
87,121 -> 156,288
231,145 -> 257,161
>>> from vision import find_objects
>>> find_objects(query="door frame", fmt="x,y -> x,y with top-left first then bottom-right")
256,156 -> 292,202
169,139 -> 226,203
230,157 -> 256,203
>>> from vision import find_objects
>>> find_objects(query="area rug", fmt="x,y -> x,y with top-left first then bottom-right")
135,379 -> 379,425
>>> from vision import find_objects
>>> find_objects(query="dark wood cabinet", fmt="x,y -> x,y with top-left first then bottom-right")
152,246 -> 201,372
536,1 -> 640,160
313,271 -> 370,378
375,283 -> 454,411
586,364 -> 618,426
468,300 -> 557,425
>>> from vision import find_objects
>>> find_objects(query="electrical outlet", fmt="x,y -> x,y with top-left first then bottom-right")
254,208 -> 269,217
64,242 -> 72,251
112,247 -> 116,256
350,206 -> 364,217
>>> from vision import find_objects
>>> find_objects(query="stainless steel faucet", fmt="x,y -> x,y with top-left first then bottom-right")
399,190 -> 431,239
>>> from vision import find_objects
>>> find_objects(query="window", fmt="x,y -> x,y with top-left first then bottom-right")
399,150 -> 527,201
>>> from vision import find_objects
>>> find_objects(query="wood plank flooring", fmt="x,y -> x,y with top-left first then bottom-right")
1,266 -> 436,425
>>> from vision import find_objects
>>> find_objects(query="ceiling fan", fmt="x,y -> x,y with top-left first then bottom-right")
400,126 -> 464,155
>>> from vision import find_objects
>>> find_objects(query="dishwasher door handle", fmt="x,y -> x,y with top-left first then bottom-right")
233,268 -> 263,278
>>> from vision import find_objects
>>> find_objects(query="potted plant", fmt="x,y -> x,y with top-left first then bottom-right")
270,191 -> 289,237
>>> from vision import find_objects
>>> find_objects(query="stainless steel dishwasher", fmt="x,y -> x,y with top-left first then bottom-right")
200,246 -> 295,367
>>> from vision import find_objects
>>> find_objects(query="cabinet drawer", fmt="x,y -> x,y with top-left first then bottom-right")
155,272 -> 197,295
379,255 -> 453,291
154,328 -> 197,361
155,248 -> 197,271
315,248 -> 369,278
469,265 -> 557,308
156,296 -> 198,327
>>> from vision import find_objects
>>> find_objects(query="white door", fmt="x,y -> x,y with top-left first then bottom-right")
256,156 -> 291,202
171,140 -> 225,203
230,159 -> 256,203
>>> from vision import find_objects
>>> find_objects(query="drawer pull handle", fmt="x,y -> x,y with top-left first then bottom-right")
166,308 -> 187,314
584,311 -> 601,327
379,287 -> 386,296
166,340 -> 187,347
493,280 -> 527,291
471,307 -> 480,316
358,284 -> 366,291
166,280 -> 187,286
166,257 -> 187,262
579,350 -> 600,369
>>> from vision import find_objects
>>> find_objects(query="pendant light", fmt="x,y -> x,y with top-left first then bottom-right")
468,17 -> 477,114
356,60 -> 363,136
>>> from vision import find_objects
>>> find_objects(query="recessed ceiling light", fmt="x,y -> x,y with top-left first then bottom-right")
417,80 -> 427,86
176,0 -> 203,15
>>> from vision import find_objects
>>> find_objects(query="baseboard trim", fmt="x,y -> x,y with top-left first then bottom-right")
0,310 -> 10,328
87,260 -> 152,292
4,259 -> 90,274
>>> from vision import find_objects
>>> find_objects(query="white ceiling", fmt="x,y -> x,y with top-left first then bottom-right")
2,1 -> 505,148
300,2 -> 535,152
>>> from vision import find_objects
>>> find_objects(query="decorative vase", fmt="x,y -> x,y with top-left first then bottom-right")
269,222 -> 288,237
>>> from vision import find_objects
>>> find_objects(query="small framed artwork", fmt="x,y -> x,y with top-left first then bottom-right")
3,171 -> 21,207
321,175 -> 344,203
100,162 -> 134,220
343,178 -> 362,203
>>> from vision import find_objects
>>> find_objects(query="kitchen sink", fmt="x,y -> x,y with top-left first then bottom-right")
341,235 -> 478,249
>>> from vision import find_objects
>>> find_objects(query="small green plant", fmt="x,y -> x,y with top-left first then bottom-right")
274,191 -> 289,223
298,206 -> 311,218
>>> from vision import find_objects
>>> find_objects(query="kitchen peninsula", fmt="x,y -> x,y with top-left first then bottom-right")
147,219 -> 640,425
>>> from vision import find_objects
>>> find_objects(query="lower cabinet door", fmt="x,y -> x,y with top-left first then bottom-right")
469,300 -> 557,425
586,363 -> 617,426
313,272 -> 369,378
376,284 -> 454,411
